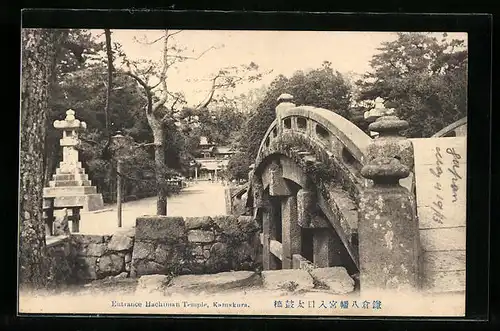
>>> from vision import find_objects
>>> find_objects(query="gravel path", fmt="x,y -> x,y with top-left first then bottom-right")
78,181 -> 227,235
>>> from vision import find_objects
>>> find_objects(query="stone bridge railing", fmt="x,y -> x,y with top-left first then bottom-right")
432,117 -> 467,138
237,93 -> 422,294
256,102 -> 372,179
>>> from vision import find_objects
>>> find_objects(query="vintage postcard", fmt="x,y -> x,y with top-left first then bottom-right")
18,27 -> 468,317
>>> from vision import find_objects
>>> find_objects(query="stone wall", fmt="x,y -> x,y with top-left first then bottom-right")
131,215 -> 261,277
71,228 -> 135,282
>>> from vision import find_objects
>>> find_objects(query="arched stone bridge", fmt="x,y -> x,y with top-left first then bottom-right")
229,94 -> 467,295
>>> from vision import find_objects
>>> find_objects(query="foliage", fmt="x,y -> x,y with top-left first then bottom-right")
48,30 -> 188,202
47,30 -> 267,204
50,61 -> 160,202
176,103 -> 249,149
55,29 -> 105,77
356,32 -> 467,138
226,152 -> 251,180
285,61 -> 352,115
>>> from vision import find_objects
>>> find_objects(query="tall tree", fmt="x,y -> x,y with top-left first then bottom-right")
19,28 -> 67,289
103,29 -> 113,133
356,32 -> 467,137
121,29 -> 190,215
121,30 -> 263,215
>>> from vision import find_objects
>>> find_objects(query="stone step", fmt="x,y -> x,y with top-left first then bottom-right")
165,271 -> 262,294
136,271 -> 263,296
50,180 -> 92,187
51,193 -> 104,211
328,187 -> 358,232
309,267 -> 355,294
302,155 -> 318,164
52,173 -> 89,181
261,269 -> 315,292
56,166 -> 85,175
44,186 -> 97,196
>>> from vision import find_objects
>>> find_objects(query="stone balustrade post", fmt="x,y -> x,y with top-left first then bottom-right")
365,99 -> 414,169
364,98 -> 415,192
248,163 -> 255,184
358,111 -> 420,293
251,171 -> 265,215
276,93 -> 295,134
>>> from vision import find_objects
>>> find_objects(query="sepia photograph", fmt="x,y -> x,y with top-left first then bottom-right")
18,26 -> 468,317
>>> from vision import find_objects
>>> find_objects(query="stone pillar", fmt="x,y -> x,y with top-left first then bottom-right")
275,93 -> 295,134
309,215 -> 343,268
358,112 -> 419,293
268,160 -> 291,196
224,186 -> 233,215
297,188 -> 314,227
262,194 -> 279,270
313,231 -> 336,268
281,194 -> 301,269
252,173 -> 265,212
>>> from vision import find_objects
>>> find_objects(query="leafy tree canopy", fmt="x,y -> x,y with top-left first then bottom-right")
356,32 -> 467,137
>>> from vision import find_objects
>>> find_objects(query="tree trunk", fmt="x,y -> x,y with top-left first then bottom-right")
19,29 -> 66,289
43,149 -> 54,187
104,29 -> 113,133
155,141 -> 167,215
147,113 -> 167,215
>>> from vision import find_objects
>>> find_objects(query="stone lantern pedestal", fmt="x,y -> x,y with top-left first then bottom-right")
43,109 -> 104,212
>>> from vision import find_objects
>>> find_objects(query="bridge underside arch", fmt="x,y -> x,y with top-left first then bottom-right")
252,146 -> 361,275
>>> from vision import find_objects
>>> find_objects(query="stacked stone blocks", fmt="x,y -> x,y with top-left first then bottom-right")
130,215 -> 262,277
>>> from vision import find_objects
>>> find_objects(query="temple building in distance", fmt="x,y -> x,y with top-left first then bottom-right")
191,136 -> 237,181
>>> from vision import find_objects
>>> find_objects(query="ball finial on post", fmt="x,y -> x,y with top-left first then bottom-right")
277,93 -> 294,104
275,93 -> 295,131
364,98 -> 408,138
362,97 -> 414,183
65,109 -> 76,121
360,156 -> 410,186
364,97 -> 399,138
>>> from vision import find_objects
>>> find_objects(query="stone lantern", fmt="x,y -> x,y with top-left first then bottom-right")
43,109 -> 104,212
53,109 -> 87,173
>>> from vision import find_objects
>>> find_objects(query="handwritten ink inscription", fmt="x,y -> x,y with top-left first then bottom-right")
428,145 -> 464,224
446,147 -> 462,203
412,137 -> 466,228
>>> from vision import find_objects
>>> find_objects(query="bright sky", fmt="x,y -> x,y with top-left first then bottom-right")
91,30 -> 467,107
